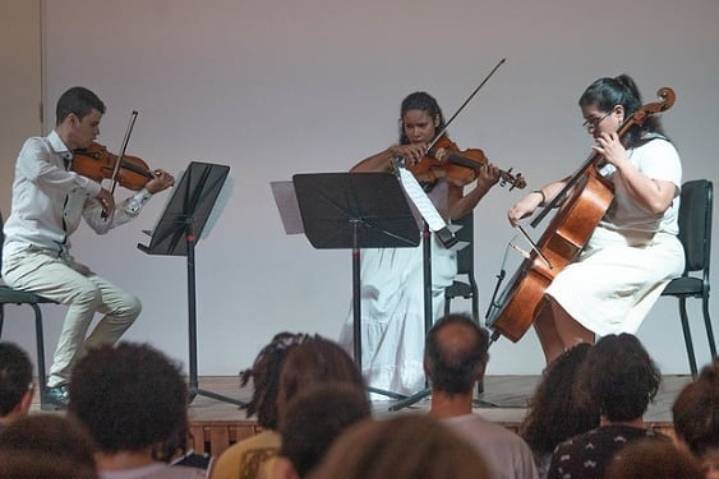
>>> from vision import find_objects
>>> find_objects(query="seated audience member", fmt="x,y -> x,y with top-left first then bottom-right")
269,383 -> 370,479
212,333 -> 306,479
0,414 -> 96,471
275,335 -> 365,416
520,343 -> 600,477
548,334 -> 665,479
0,451 -> 97,479
308,415 -> 492,479
0,342 -> 34,431
69,342 -> 205,479
424,314 -> 538,479
603,437 -> 704,479
673,359 -> 719,479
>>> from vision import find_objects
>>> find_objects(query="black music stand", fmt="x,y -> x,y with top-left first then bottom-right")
293,172 -> 420,399
138,161 -> 244,407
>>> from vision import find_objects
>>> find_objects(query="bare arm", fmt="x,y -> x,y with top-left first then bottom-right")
447,162 -> 500,220
507,177 -> 570,225
594,132 -> 676,214
350,143 -> 427,172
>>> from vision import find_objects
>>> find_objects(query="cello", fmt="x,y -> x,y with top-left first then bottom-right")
487,87 -> 676,342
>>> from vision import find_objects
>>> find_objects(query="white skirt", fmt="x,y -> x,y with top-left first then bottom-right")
545,226 -> 685,336
340,234 -> 457,396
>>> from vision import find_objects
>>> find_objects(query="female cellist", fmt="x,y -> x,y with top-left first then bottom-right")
342,91 -> 501,395
508,75 -> 685,364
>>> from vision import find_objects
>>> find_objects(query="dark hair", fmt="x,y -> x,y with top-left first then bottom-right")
56,86 -> 105,125
604,437 -> 704,479
69,342 -> 187,453
277,335 -> 365,415
398,91 -> 446,145
308,415 -> 491,479
579,74 -> 667,148
520,343 -> 600,456
0,451 -> 97,479
424,314 -> 489,395
0,342 -> 33,416
673,360 -> 719,457
0,414 -> 96,469
241,332 -> 307,429
578,334 -> 660,422
280,383 -> 371,477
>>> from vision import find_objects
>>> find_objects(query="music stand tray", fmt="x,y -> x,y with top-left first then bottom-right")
139,161 -> 244,406
293,172 -> 419,399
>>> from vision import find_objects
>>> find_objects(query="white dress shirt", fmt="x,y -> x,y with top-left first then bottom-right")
3,130 -> 152,257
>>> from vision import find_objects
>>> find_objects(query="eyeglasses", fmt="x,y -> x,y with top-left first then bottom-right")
582,112 -> 611,131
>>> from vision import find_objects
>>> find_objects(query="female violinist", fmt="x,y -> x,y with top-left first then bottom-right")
1,86 -> 174,407
507,75 -> 685,364
342,91 -> 501,395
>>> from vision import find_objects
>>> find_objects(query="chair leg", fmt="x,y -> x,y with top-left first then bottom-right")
0,304 -> 4,338
679,297 -> 699,377
444,295 -> 451,316
702,293 -> 717,359
471,283 -> 479,322
31,304 -> 48,397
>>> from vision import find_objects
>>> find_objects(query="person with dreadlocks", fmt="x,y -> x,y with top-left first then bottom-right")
211,332 -> 306,479
342,91 -> 501,396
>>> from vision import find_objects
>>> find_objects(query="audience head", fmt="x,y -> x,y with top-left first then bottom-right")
274,383 -> 371,478
578,334 -> 660,422
277,335 -> 364,415
308,414 -> 491,479
69,342 -> 187,455
673,359 -> 719,478
241,332 -> 307,430
0,342 -> 33,422
424,314 -> 490,395
0,414 -> 96,470
521,343 -> 599,455
603,437 -> 704,479
0,451 -> 97,479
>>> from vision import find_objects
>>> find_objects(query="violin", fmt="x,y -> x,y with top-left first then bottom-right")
72,142 -> 155,191
409,135 -> 527,190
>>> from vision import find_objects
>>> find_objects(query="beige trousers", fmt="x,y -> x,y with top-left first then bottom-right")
1,247 -> 141,387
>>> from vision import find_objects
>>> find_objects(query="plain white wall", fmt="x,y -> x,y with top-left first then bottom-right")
3,0 -> 718,376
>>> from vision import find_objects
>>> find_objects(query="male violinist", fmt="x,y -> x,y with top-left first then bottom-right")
1,86 -> 174,408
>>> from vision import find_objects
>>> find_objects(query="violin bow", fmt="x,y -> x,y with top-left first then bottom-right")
426,57 -> 506,152
102,110 -> 139,220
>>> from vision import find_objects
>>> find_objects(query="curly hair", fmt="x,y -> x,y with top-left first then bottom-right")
579,74 -> 668,148
240,332 -> 307,429
673,359 -> 719,457
577,334 -> 660,422
424,314 -> 489,395
68,342 -> 187,453
520,343 -> 599,456
308,415 -> 491,479
0,342 -> 32,416
0,451 -> 97,479
277,335 -> 365,416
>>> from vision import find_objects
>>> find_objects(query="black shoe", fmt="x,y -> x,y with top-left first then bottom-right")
42,384 -> 69,410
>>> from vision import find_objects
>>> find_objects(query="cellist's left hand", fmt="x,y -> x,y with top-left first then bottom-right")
146,170 -> 175,194
592,132 -> 629,168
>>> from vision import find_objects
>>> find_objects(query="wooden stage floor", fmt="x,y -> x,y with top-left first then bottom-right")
32,374 -> 692,457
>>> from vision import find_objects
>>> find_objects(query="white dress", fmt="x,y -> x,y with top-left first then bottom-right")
340,181 -> 458,396
545,138 -> 685,336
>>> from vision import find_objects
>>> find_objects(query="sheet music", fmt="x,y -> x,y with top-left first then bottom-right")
396,166 -> 448,232
270,181 -> 304,235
